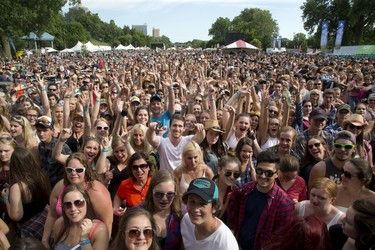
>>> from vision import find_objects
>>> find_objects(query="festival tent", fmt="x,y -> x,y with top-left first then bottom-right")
22,32 -> 55,49
84,41 -> 100,52
60,48 -> 75,53
98,45 -> 112,51
70,41 -> 83,52
45,47 -> 58,53
115,44 -> 127,50
124,44 -> 135,50
223,39 -> 259,54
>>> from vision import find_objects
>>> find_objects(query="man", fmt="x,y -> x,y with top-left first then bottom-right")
324,104 -> 351,137
36,116 -> 72,187
150,84 -> 175,134
270,80 -> 283,102
308,130 -> 356,189
266,126 -> 298,158
320,88 -> 337,125
294,107 -> 334,161
129,96 -> 141,113
227,151 -> 294,250
146,114 -> 205,171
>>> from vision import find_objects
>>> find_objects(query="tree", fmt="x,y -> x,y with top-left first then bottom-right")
208,17 -> 232,45
232,8 -> 278,49
250,38 -> 262,49
0,0 -> 79,59
293,33 -> 307,51
301,0 -> 375,45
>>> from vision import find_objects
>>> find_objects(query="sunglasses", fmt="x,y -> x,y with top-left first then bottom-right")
63,199 -> 85,209
96,126 -> 109,131
342,170 -> 358,180
48,88 -> 57,91
269,110 -> 278,114
348,124 -> 363,130
0,135 -> 13,141
224,171 -> 241,178
334,143 -> 355,150
308,142 -> 321,149
126,229 -> 154,240
310,93 -> 319,96
131,163 -> 149,171
195,99 -> 202,103
153,191 -> 176,199
368,99 -> 375,102
66,167 -> 86,174
255,168 -> 278,177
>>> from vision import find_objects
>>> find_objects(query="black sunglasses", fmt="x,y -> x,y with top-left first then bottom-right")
63,199 -> 85,209
153,191 -> 176,199
65,167 -> 85,174
255,168 -> 278,177
348,124 -> 363,130
308,143 -> 321,149
131,163 -> 149,171
126,229 -> 154,240
334,143 -> 355,150
224,171 -> 241,178
269,110 -> 278,114
342,170 -> 358,180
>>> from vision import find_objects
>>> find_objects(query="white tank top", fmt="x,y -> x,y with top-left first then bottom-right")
261,136 -> 279,151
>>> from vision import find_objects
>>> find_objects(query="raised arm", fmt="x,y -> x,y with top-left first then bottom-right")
192,123 -> 206,144
37,76 -> 51,117
146,122 -> 161,149
223,106 -> 236,142
51,128 -> 71,164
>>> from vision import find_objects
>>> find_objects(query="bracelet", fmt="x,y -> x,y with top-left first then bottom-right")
41,88 -> 46,92
236,91 -> 240,97
84,108 -> 89,112
80,239 -> 90,247
209,98 -> 215,102
102,149 -> 109,153
95,99 -> 101,103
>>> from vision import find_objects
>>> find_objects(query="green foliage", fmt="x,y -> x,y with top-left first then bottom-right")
208,17 -> 232,45
250,38 -> 262,49
301,0 -> 375,45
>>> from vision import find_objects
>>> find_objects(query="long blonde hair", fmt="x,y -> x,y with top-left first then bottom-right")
129,124 -> 153,154
10,115 -> 37,148
181,141 -> 204,167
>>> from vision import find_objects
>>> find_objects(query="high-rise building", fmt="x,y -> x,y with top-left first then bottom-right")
132,24 -> 147,35
152,28 -> 160,38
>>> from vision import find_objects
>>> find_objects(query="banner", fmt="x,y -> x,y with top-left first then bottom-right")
273,37 -> 276,49
335,20 -> 345,47
7,33 -> 17,53
320,20 -> 329,48
278,36 -> 282,49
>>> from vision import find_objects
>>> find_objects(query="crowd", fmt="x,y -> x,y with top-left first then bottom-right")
0,50 -> 374,249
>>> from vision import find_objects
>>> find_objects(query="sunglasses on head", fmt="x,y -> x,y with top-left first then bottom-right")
308,142 -> 321,149
65,167 -> 86,174
342,170 -> 358,180
96,126 -> 109,131
334,143 -> 355,150
0,135 -> 13,141
131,163 -> 149,171
255,168 -> 278,177
224,171 -> 241,178
126,229 -> 154,240
63,199 -> 85,209
153,191 -> 176,200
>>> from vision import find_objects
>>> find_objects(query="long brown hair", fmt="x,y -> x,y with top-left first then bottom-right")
63,152 -> 97,188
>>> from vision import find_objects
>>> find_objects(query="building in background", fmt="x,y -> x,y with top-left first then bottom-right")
153,27 -> 160,38
132,24 -> 147,35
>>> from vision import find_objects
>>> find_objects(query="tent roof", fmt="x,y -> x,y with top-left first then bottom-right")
224,39 -> 258,50
70,41 -> 83,52
22,32 -> 54,41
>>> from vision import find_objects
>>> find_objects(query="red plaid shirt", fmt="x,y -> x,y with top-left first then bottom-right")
227,181 -> 294,250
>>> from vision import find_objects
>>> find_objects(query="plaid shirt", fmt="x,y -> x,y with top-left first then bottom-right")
227,181 -> 294,250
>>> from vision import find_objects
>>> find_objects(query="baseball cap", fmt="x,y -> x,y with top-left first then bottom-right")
150,94 -> 162,102
36,116 -> 53,129
310,108 -> 327,120
130,96 -> 141,104
334,130 -> 356,144
337,104 -> 351,112
182,178 -> 218,204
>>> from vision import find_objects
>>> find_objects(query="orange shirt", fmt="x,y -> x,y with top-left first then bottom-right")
117,176 -> 151,207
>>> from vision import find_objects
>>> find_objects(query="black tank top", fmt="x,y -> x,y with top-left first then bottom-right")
324,158 -> 342,185
107,156 -> 130,200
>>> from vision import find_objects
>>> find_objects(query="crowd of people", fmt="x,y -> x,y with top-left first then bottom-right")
0,50 -> 374,249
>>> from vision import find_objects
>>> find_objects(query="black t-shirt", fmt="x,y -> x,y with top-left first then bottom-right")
238,187 -> 268,250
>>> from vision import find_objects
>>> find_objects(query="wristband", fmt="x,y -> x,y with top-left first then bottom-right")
236,91 -> 240,97
95,99 -> 101,103
102,149 -> 109,153
80,239 -> 90,247
41,88 -> 46,92
84,108 -> 89,112
209,98 -> 215,102
121,110 -> 127,117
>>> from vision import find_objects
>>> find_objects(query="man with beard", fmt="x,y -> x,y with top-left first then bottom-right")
308,130 -> 356,189
146,114 -> 205,171
294,108 -> 334,161
36,116 -> 71,187
227,151 -> 294,250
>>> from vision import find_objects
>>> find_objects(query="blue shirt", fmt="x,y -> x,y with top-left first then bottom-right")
152,110 -> 172,138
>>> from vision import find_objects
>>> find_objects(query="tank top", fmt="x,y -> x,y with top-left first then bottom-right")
324,158 -> 342,185
107,156 -> 130,200
179,168 -> 207,192
299,200 -> 344,228
227,132 -> 239,150
261,136 -> 279,151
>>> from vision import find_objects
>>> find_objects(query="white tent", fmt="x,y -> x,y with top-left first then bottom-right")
60,48 -> 75,53
84,41 -> 100,52
115,44 -> 127,50
46,47 -> 58,53
98,45 -> 111,51
124,44 -> 135,50
70,41 -> 83,52
224,40 -> 259,50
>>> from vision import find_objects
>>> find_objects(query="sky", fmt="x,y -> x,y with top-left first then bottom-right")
71,0 -> 307,43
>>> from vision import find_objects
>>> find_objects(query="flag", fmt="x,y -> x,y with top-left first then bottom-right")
278,36 -> 282,49
335,20 -> 345,48
320,20 -> 329,48
7,33 -> 17,53
273,37 -> 276,49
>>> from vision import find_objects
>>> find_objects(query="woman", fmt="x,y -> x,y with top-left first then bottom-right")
181,178 -> 239,249
93,118 -> 111,141
182,114 -> 197,136
343,114 -> 373,166
132,106 -> 149,126
9,115 -> 39,162
302,100 -> 312,129
260,116 -> 280,151
263,215 -> 331,250
235,137 -> 257,188
300,136 -> 330,186
199,110 -> 210,127
41,153 -> 112,249
51,104 -> 64,137
174,141 -> 214,194
113,152 -> 154,216
142,169 -> 182,250
335,158 -> 375,212
53,185 -> 109,249
354,103 -> 367,119
214,156 -> 241,222
224,112 -> 251,150
111,207 -> 160,250
1,147 -> 50,240
66,112 -> 85,153
129,124 -> 153,154
341,199 -> 375,250
276,155 -> 307,203
295,177 -> 345,228
249,111 -> 260,133
200,120 -> 227,175
97,136 -> 133,200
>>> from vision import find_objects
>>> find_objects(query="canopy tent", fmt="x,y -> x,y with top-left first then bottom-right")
45,47 -> 58,53
223,40 -> 259,54
125,44 -> 135,50
70,41 -> 83,52
22,32 -> 55,49
115,44 -> 127,50
84,41 -> 100,52
98,45 -> 111,51
60,48 -> 75,53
